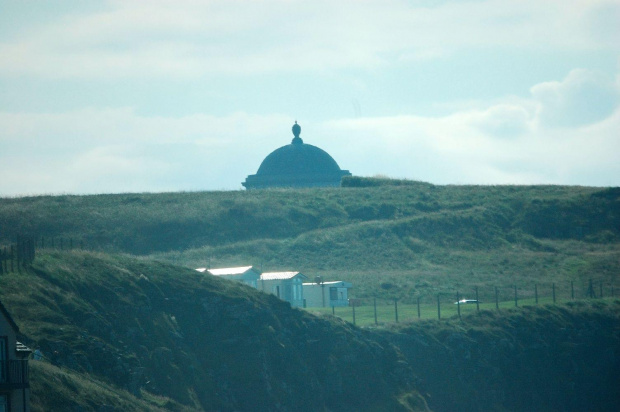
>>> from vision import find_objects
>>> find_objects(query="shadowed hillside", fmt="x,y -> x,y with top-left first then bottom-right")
0,250 -> 427,412
381,301 -> 620,412
1,250 -> 618,411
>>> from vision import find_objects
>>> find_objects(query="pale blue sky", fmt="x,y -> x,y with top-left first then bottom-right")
1,0 -> 619,195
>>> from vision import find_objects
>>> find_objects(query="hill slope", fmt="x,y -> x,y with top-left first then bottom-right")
2,181 -> 618,255
1,180 -> 618,301
381,302 -> 620,411
0,250 -> 426,411
1,251 -> 619,411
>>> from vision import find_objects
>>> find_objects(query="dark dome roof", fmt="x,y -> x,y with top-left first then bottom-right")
242,122 -> 351,189
256,143 -> 343,176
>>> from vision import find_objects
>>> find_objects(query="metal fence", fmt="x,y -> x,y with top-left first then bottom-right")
0,236 -> 87,275
0,236 -> 35,274
306,280 -> 619,326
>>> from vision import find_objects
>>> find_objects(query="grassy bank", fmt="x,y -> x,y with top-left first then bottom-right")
2,181 -> 618,302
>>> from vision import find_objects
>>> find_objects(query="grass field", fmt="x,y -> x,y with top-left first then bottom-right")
2,180 -> 618,303
304,296 -> 617,326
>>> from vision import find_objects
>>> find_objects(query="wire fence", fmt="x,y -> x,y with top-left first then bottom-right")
306,280 -> 619,326
0,235 -> 36,274
0,236 -> 84,274
3,235 -> 618,328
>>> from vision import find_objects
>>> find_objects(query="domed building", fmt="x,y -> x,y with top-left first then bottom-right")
242,122 -> 351,189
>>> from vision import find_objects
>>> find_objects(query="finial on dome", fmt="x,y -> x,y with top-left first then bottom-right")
291,121 -> 303,144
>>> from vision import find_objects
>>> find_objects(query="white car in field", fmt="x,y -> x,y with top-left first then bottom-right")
454,299 -> 480,304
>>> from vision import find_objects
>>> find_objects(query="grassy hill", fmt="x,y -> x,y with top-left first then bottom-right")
0,250 -> 618,411
1,250 -> 427,411
381,300 -> 620,411
1,179 -> 618,302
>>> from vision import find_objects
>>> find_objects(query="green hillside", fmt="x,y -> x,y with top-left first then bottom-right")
1,250 -> 426,411
1,179 -> 618,302
1,250 -> 618,411
382,301 -> 620,411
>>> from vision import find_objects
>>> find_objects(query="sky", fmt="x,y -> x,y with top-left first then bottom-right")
1,0 -> 619,196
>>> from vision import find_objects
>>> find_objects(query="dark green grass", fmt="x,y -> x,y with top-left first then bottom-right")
305,296 -> 617,327
2,180 -> 618,304
1,250 -> 427,412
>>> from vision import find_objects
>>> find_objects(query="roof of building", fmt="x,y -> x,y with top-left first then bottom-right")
16,341 -> 32,354
260,271 -> 308,281
0,298 -> 20,333
207,266 -> 257,276
242,122 -> 351,189
303,281 -> 353,287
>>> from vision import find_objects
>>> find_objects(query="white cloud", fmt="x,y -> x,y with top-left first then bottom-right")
321,69 -> 620,186
1,98 -> 618,195
0,109 -> 291,195
1,0 -> 617,79
472,104 -> 533,138
531,69 -> 620,128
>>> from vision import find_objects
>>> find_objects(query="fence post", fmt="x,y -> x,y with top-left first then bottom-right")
332,306 -> 335,315
535,284 -> 538,304
27,237 -> 35,264
417,296 -> 421,319
514,285 -> 518,307
456,291 -> 461,320
552,283 -> 556,303
16,243 -> 22,273
475,286 -> 479,312
374,298 -> 378,325
394,299 -> 399,323
437,295 -> 441,320
495,286 -> 499,311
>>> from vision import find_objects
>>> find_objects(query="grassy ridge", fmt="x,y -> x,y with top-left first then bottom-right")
1,178 -> 618,410
1,249 -> 618,411
1,180 -> 618,302
1,182 -> 617,253
1,250 -> 427,411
